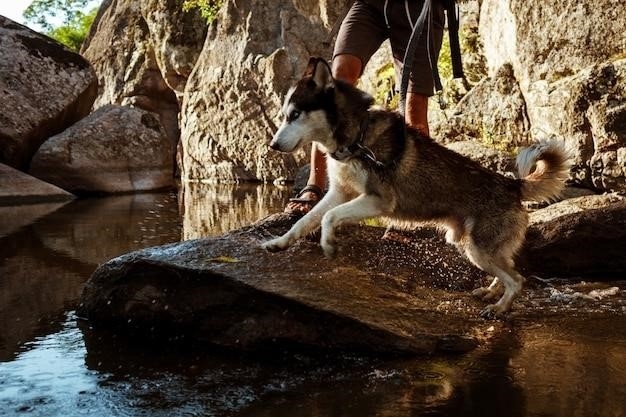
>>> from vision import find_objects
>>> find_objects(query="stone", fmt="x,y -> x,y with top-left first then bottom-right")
525,60 -> 626,191
479,0 -> 626,93
79,214 -> 488,355
78,194 -> 626,354
81,0 -> 207,148
0,16 -> 97,170
520,194 -> 626,277
179,0 -> 346,183
435,64 -> 531,148
29,105 -> 174,194
0,163 -> 74,205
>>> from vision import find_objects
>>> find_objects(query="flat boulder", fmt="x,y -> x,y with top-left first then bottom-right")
0,16 -> 97,170
79,214 -> 487,355
79,195 -> 626,354
0,163 -> 74,205
520,194 -> 626,277
29,105 -> 174,194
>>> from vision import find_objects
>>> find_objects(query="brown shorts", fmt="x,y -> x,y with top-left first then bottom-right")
333,0 -> 445,96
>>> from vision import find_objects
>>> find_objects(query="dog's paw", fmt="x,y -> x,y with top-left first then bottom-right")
479,304 -> 508,320
261,236 -> 290,252
320,239 -> 338,259
472,286 -> 504,302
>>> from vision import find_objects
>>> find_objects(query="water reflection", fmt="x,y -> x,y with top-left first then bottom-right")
180,182 -> 290,239
0,187 -> 625,416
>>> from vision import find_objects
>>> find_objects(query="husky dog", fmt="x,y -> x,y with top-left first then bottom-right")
263,57 -> 571,317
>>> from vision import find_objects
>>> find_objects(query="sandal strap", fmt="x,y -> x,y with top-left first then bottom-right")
295,184 -> 323,199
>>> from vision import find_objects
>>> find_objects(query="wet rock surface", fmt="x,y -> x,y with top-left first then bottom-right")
79,194 -> 626,354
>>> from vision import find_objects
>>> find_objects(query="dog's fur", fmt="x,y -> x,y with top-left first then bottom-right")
263,57 -> 572,317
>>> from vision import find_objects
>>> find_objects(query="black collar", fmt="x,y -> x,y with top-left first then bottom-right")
329,116 -> 385,168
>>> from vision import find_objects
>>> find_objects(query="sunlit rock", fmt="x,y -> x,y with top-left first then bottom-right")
29,105 -> 174,194
0,16 -> 96,170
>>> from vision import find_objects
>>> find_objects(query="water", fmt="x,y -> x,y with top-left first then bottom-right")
1,184 -> 625,417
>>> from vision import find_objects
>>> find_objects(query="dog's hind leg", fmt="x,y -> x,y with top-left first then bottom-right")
263,189 -> 348,252
320,193 -> 388,258
472,277 -> 504,302
465,246 -> 525,318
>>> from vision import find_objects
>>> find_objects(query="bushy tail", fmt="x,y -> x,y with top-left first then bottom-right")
516,138 -> 573,202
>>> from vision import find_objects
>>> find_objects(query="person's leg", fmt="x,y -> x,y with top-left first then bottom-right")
404,92 -> 429,136
285,55 -> 363,215
286,0 -> 385,215
388,0 -> 445,136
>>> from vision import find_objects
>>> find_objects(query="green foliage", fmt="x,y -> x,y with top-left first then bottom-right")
23,0 -> 98,51
372,63 -> 399,110
24,0 -> 90,31
182,0 -> 224,23
47,8 -> 97,51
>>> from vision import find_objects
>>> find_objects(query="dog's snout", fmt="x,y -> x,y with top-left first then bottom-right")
269,140 -> 281,151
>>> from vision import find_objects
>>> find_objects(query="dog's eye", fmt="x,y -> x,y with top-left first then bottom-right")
287,110 -> 301,122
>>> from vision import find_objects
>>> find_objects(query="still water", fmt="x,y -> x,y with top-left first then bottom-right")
0,184 -> 625,417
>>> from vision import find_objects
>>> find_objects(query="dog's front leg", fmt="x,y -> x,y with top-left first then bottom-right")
262,189 -> 347,252
320,193 -> 387,258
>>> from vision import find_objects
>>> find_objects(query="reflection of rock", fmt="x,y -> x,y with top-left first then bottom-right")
513,317 -> 626,417
181,182 -> 290,240
32,193 -> 181,264
0,16 -> 97,170
0,201 -> 68,239
0,231 -> 91,361
0,163 -> 74,206
29,105 -> 174,194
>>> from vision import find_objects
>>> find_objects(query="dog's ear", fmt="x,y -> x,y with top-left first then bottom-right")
304,57 -> 334,89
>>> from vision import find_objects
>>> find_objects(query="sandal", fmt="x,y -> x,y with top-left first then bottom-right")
284,184 -> 323,215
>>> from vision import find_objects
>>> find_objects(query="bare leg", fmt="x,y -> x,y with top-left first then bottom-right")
405,92 -> 430,135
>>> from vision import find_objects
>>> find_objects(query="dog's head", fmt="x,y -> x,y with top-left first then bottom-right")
269,57 -> 337,153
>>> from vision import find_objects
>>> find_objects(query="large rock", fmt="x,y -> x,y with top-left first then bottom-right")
479,0 -> 626,92
520,194 -> 626,276
81,0 -> 207,147
29,105 -> 174,194
525,60 -> 626,191
180,0 -> 345,182
79,214 -> 487,355
79,195 -> 626,354
435,63 -> 531,148
0,163 -> 74,205
476,0 -> 626,192
0,16 -> 97,170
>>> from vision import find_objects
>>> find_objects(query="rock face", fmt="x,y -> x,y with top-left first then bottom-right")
78,195 -> 626,354
0,16 -> 97,170
436,64 -> 531,148
524,60 -> 626,191
479,0 -> 626,92
179,0 -> 344,182
453,0 -> 626,193
81,0 -> 207,148
29,105 -> 174,194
